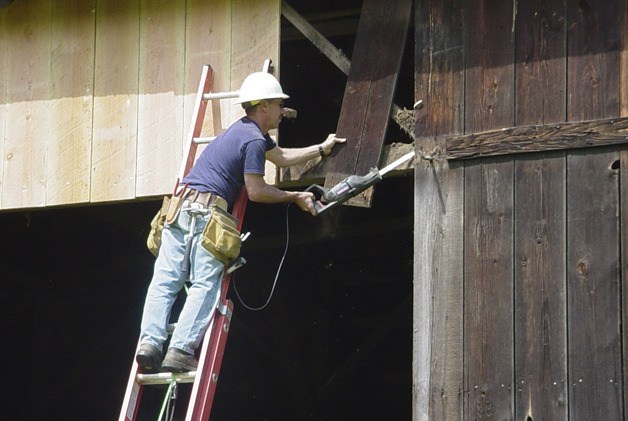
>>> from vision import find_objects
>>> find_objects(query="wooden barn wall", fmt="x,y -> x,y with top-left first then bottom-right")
0,0 -> 280,210
414,0 -> 625,420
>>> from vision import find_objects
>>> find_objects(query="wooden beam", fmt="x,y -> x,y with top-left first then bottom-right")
324,0 -> 412,208
281,1 -> 415,141
446,117 -> 628,160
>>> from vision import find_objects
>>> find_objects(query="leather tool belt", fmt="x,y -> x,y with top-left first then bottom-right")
181,188 -> 227,211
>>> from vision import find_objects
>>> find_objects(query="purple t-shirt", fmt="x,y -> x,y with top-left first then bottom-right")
182,117 -> 276,207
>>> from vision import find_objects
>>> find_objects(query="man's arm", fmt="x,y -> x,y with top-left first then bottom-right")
244,173 -> 316,215
265,134 -> 346,167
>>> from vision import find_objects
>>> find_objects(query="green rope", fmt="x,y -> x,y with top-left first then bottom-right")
157,379 -> 176,421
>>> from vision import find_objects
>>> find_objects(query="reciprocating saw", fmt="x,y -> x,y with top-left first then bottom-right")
306,151 -> 415,215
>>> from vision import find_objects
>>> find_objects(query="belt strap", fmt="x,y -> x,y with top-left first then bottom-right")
183,188 -> 227,210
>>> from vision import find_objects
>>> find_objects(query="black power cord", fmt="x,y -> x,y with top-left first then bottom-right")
232,203 -> 291,311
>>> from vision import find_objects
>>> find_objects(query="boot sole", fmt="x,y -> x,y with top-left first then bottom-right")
136,353 -> 162,373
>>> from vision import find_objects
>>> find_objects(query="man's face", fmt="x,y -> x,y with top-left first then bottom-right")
263,99 -> 285,129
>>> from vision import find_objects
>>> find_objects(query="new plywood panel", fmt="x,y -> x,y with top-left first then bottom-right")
47,0 -> 94,206
2,0 -> 50,209
91,0 -> 140,202
183,0 -> 231,160
231,0 -> 280,185
0,9 -> 6,208
136,0 -> 186,197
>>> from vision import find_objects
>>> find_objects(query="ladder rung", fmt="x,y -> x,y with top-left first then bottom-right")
136,371 -> 197,386
203,91 -> 239,101
194,137 -> 216,145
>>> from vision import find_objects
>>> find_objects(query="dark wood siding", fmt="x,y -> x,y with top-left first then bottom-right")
414,0 -> 626,419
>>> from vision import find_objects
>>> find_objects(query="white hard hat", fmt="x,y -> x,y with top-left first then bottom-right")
234,72 -> 289,106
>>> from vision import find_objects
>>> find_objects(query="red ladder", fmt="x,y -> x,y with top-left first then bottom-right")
119,62 -> 264,420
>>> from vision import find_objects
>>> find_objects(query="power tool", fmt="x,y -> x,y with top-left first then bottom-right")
306,150 -> 415,215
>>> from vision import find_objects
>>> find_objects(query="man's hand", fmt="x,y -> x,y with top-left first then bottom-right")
320,134 -> 346,156
293,191 -> 317,215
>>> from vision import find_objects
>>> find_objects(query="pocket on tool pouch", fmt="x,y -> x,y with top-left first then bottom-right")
200,204 -> 241,265
146,196 -> 171,257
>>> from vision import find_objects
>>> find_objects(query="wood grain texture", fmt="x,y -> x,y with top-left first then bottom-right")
0,8 -> 6,208
231,0 -> 280,185
91,0 -> 140,202
463,0 -> 515,419
446,117 -> 628,159
413,0 -> 464,420
324,0 -> 412,208
136,0 -> 186,197
514,153 -> 567,421
622,2 -> 628,416
184,0 -> 231,142
48,0 -> 94,206
514,1 -> 568,419
567,1 -> 623,419
2,0 -> 50,209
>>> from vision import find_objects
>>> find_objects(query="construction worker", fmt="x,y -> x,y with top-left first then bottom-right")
136,71 -> 345,373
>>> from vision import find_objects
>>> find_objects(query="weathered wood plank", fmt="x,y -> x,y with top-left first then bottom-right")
324,0 -> 412,208
2,0 -> 50,209
231,0 -> 281,185
567,149 -> 621,419
566,0 -> 622,419
463,0 -> 515,419
136,0 -> 186,197
621,0 -> 628,118
514,1 -> 567,419
463,157 -> 514,420
413,0 -> 464,420
622,2 -> 628,416
91,0 -> 140,203
514,153 -> 567,420
447,117 -> 628,159
621,149 -> 628,421
48,0 -> 94,206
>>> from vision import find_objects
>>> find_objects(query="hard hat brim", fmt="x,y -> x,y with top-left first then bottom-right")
233,93 -> 290,105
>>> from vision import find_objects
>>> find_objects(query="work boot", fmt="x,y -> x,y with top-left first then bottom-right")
162,347 -> 198,373
135,343 -> 163,373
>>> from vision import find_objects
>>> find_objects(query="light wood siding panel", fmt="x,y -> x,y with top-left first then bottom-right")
136,0 -> 186,197
91,0 -> 140,202
232,0 -> 280,185
48,0 -> 94,206
183,0 -> 231,161
0,9 -> 6,208
2,0 -> 50,209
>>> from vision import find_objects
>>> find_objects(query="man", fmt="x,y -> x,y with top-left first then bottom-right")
136,71 -> 345,373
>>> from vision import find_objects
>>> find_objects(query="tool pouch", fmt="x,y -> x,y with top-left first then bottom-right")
200,204 -> 241,265
147,196 -> 171,257
165,195 -> 184,225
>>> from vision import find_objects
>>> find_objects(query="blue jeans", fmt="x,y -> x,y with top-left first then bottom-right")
139,201 -> 224,355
